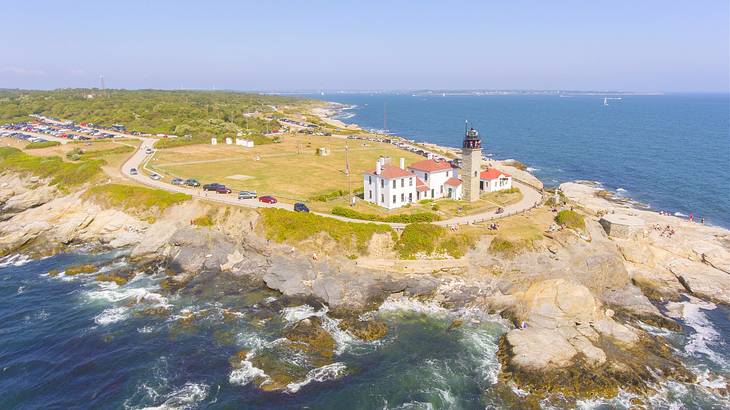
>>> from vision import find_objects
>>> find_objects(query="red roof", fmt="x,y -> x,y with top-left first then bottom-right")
415,177 -> 428,192
367,165 -> 414,179
408,159 -> 453,173
444,177 -> 462,187
480,168 -> 511,180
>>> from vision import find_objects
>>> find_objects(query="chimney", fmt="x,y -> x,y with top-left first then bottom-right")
375,160 -> 382,175
400,157 -> 405,170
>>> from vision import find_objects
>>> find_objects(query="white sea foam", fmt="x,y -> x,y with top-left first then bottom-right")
378,295 -> 448,316
139,382 -> 209,410
228,352 -> 267,386
460,326 -> 502,385
16,285 -> 24,294
285,362 -> 347,393
677,299 -> 726,366
0,253 -> 31,268
674,211 -> 688,217
616,187 -> 627,192
85,281 -> 170,308
94,307 -> 130,325
526,167 -> 540,172
281,304 -> 328,323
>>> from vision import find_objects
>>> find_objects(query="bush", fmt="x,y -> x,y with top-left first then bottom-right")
260,208 -> 393,253
439,234 -> 477,258
192,214 -> 214,227
331,206 -> 439,223
395,223 -> 446,259
25,140 -> 60,149
85,183 -> 190,213
555,210 -> 585,230
0,147 -> 104,188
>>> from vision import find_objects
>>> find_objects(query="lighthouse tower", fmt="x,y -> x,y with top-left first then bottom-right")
462,125 -> 482,202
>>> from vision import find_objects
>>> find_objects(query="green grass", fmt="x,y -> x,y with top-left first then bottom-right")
488,237 -> 519,256
0,147 -> 104,188
555,210 -> 585,230
84,183 -> 191,214
331,206 -> 439,223
78,145 -> 134,160
24,140 -> 60,149
260,208 -> 393,253
395,223 -> 446,259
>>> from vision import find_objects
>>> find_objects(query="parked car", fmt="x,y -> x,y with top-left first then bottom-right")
294,203 -> 309,212
129,168 -> 138,175
202,183 -> 224,191
238,191 -> 257,200
149,172 -> 161,180
170,177 -> 184,185
214,186 -> 232,194
258,195 -> 277,204
184,178 -> 200,187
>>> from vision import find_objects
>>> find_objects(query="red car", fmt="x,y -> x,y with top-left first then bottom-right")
214,186 -> 232,194
258,195 -> 277,204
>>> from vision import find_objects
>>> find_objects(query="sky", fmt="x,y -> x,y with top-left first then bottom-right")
2,1 -> 728,92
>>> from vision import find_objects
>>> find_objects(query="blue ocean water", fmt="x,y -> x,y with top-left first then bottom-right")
309,93 -> 730,228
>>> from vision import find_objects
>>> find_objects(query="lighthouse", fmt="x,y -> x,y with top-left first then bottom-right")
462,124 -> 482,202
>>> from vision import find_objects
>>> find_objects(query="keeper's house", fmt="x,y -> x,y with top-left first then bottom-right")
363,157 -> 462,210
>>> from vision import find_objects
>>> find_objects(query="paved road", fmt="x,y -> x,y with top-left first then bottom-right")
121,138 -> 544,228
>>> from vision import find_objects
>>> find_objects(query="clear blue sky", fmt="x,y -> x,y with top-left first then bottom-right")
2,0 -> 728,92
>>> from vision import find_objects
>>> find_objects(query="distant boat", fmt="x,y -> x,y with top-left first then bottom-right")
603,97 -> 623,106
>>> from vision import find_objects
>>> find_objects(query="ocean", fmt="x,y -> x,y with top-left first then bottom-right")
309,93 -> 730,228
1,251 -> 728,409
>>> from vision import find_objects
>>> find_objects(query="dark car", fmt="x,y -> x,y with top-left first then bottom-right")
184,178 -> 200,187
214,186 -> 232,194
170,177 -> 184,185
203,183 -> 224,191
294,203 -> 309,212
129,168 -> 138,175
258,195 -> 277,204
238,191 -> 257,200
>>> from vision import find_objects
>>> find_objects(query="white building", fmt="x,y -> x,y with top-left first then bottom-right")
480,168 -> 512,192
363,157 -> 463,209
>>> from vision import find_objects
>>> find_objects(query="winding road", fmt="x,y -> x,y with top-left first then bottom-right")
121,138 -> 543,228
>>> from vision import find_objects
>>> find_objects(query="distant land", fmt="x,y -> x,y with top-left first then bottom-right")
266,89 -> 665,96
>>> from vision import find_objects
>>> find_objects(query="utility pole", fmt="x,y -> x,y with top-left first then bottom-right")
345,142 -> 353,206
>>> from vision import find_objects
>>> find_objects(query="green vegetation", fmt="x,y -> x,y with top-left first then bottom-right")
192,214 -> 214,227
555,210 -> 585,230
84,184 -> 191,214
395,223 -> 476,259
0,147 -> 104,188
24,140 -> 60,149
0,89 -> 313,147
260,208 -> 393,253
508,160 -> 528,171
309,188 -> 364,203
331,206 -> 439,223
488,237 -> 520,257
77,145 -> 134,160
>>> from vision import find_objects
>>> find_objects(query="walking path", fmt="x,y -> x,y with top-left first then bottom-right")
121,138 -> 544,229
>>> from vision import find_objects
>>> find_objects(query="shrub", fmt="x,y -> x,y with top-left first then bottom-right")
555,210 -> 585,230
260,208 -> 393,253
331,206 -> 439,223
395,223 -> 446,259
0,147 -> 104,188
488,237 -> 518,256
25,140 -> 60,149
439,234 -> 477,258
193,214 -> 214,227
85,184 -> 190,213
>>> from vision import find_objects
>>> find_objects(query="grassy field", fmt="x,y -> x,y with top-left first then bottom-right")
151,134 -> 425,202
0,146 -> 104,189
84,183 -> 190,219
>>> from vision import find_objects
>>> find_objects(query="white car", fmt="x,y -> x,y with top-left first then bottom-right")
149,172 -> 161,180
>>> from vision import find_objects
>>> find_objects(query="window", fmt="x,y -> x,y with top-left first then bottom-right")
393,195 -> 396,203
381,179 -> 384,188
409,178 -> 413,186
431,189 -> 434,197
369,191 -> 372,199
401,179 -> 404,188
401,193 -> 405,202
408,193 -> 412,202
474,171 -> 478,177
425,173 -> 428,181
440,185 -> 443,194
368,176 -> 372,184
381,194 -> 384,203
392,180 -> 396,189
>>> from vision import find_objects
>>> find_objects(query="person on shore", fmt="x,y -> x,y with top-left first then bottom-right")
701,217 -> 705,224
689,213 -> 694,222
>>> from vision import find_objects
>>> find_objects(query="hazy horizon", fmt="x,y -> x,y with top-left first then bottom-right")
2,1 -> 728,92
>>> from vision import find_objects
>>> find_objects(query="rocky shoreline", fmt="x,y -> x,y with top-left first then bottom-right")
1,171 -> 729,402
